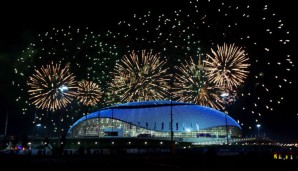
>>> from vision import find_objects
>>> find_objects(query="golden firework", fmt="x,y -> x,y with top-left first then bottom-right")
107,50 -> 171,103
173,56 -> 225,110
76,80 -> 103,106
27,62 -> 77,111
205,43 -> 250,89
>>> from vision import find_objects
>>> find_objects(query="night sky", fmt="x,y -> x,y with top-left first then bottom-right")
0,0 -> 297,142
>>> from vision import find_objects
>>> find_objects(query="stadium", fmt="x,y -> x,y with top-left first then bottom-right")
67,100 -> 242,143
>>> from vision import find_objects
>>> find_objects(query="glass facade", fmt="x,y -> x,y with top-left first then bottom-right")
67,101 -> 242,141
69,117 -> 241,139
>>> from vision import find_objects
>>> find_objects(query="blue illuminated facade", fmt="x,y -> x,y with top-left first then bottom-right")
67,100 -> 242,141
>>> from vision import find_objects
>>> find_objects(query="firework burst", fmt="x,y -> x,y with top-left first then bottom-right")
27,62 -> 77,111
107,50 -> 171,103
173,56 -> 225,110
13,26 -> 119,133
76,80 -> 103,107
107,0 -> 294,130
14,26 -> 119,113
204,43 -> 250,89
13,0 -> 295,133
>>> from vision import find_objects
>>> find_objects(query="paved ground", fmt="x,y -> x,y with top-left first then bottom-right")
1,151 -> 297,171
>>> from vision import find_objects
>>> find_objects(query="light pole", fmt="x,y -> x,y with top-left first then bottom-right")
169,75 -> 174,154
97,108 -> 101,150
170,94 -> 173,143
256,124 -> 261,138
220,92 -> 229,145
4,111 -> 8,136
225,114 -> 229,144
36,123 -> 41,137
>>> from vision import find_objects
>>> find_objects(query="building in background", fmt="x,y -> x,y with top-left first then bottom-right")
67,100 -> 241,143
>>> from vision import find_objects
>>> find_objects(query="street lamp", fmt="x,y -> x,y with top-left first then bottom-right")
36,123 -> 41,137
256,124 -> 261,138
220,92 -> 229,144
169,75 -> 174,154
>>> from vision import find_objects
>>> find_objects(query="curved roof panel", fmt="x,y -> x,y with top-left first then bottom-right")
68,100 -> 241,133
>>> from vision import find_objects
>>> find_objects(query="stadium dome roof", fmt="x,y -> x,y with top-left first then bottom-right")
68,100 -> 241,133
